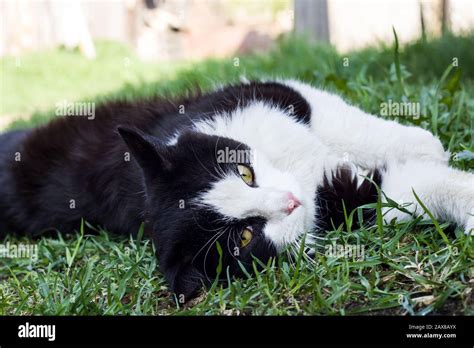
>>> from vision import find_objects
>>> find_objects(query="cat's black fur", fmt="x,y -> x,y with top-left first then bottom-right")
316,166 -> 382,231
0,81 -> 379,300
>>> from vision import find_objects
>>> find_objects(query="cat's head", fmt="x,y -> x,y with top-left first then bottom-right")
118,126 -> 309,301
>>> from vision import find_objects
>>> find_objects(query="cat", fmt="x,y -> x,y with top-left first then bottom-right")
1,80 -> 472,301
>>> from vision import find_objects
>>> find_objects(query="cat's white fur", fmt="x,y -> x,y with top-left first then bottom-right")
194,80 -> 473,250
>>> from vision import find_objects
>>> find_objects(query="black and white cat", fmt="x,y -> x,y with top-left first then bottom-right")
0,80 -> 472,300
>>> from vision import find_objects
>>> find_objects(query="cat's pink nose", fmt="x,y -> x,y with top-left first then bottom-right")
286,192 -> 301,215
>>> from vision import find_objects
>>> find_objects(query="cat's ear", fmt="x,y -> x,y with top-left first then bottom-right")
165,262 -> 204,303
117,126 -> 172,177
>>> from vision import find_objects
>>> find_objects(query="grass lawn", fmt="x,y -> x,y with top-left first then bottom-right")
0,33 -> 473,315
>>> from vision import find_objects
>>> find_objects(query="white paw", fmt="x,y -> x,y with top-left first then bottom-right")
404,128 -> 449,164
465,216 -> 474,235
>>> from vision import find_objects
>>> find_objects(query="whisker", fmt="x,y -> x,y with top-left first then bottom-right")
202,229 -> 226,283
191,227 -> 225,264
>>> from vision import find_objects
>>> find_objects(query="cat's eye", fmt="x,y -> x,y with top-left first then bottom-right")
240,227 -> 253,248
237,164 -> 254,186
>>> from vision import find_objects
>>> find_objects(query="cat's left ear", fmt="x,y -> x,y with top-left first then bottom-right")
117,126 -> 172,177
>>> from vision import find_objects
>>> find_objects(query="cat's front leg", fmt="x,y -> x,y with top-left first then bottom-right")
381,160 -> 474,235
285,80 -> 449,168
466,216 -> 474,235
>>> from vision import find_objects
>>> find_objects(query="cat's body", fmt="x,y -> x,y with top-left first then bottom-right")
1,80 -> 473,300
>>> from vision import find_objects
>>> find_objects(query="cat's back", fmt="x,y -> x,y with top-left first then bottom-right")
0,129 -> 31,234
0,129 -> 31,177
0,98 -> 176,235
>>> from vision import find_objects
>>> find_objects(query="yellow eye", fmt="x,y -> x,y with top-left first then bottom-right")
237,164 -> 254,186
240,227 -> 253,248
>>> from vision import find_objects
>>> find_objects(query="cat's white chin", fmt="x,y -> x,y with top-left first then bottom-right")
263,204 -> 309,251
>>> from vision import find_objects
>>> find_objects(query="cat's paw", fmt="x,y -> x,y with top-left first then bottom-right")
465,216 -> 474,235
402,127 -> 449,164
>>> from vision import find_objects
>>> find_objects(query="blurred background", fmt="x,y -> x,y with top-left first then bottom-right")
1,0 -> 473,130
2,0 -> 473,59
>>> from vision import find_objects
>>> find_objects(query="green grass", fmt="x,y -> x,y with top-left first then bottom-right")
0,33 -> 473,315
